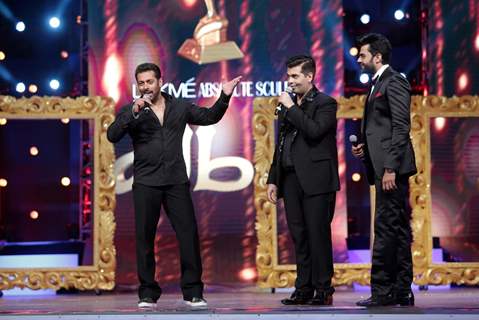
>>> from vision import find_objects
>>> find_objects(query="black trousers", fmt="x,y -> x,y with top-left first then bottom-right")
132,183 -> 203,301
282,170 -> 336,295
371,176 -> 413,296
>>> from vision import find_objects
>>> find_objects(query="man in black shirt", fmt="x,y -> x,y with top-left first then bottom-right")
107,63 -> 241,309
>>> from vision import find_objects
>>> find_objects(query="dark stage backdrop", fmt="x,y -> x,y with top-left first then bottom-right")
427,1 -> 479,262
427,0 -> 479,96
88,0 -> 346,286
85,0 -> 479,287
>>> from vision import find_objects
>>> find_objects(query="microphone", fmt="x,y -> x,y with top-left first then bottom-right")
350,134 -> 367,162
275,87 -> 293,115
349,134 -> 359,147
140,93 -> 153,113
132,93 -> 153,119
350,134 -> 374,183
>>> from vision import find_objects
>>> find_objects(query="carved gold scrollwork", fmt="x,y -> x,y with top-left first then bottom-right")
0,95 -> 117,291
254,95 -> 479,288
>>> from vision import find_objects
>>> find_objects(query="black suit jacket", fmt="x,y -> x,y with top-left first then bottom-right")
267,86 -> 340,197
361,67 -> 417,185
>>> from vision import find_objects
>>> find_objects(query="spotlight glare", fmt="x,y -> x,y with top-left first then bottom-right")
16,21 -> 26,32
60,50 -> 69,59
61,118 -> 70,124
0,51 -> 5,60
49,17 -> 61,28
30,146 -> 39,156
0,118 -> 7,125
360,14 -> 370,24
30,210 -> 39,220
28,84 -> 38,93
0,178 -> 7,187
239,267 -> 257,281
349,47 -> 358,56
49,79 -> 60,90
434,117 -> 446,132
352,173 -> 361,182
61,177 -> 71,186
475,34 -> 479,51
16,82 -> 26,93
183,0 -> 197,8
458,72 -> 468,91
359,73 -> 370,84
394,10 -> 405,20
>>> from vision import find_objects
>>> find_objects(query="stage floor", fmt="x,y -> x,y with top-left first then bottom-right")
0,286 -> 478,320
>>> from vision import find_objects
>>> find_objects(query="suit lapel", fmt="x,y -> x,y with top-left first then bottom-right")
370,67 -> 394,102
361,67 -> 394,135
361,98 -> 368,135
301,86 -> 319,118
361,83 -> 374,135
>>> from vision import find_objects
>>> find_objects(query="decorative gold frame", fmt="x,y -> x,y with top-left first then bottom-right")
253,95 -> 479,288
0,96 -> 117,291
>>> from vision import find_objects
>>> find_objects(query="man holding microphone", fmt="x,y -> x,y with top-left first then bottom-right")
267,55 -> 340,306
107,62 -> 241,309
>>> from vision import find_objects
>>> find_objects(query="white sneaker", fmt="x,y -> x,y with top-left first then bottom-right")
138,297 -> 157,309
184,297 -> 207,308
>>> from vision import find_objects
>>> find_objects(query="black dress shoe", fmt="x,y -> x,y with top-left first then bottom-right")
396,292 -> 414,306
281,291 -> 313,305
308,291 -> 333,306
356,294 -> 396,307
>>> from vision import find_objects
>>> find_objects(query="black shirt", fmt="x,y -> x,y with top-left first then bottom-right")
281,122 -> 295,169
107,91 -> 231,186
280,87 -> 318,169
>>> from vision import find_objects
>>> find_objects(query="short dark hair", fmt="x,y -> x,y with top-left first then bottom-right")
135,63 -> 162,80
357,33 -> 392,64
286,55 -> 316,79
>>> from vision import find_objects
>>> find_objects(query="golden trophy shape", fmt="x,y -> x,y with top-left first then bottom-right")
177,0 -> 244,64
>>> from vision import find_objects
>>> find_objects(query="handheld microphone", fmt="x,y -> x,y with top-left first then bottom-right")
275,87 -> 293,115
350,134 -> 367,162
132,93 -> 153,119
350,134 -> 374,183
140,93 -> 153,113
349,134 -> 359,147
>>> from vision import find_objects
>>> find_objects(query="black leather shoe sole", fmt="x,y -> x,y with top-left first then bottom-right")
397,297 -> 415,306
356,297 -> 396,307
308,295 -> 333,306
281,298 -> 310,305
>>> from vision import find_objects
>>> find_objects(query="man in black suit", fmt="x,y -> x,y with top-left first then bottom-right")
107,63 -> 241,309
267,55 -> 340,306
352,33 -> 417,307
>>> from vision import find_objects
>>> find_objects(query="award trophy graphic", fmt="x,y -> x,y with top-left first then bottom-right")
178,0 -> 244,64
